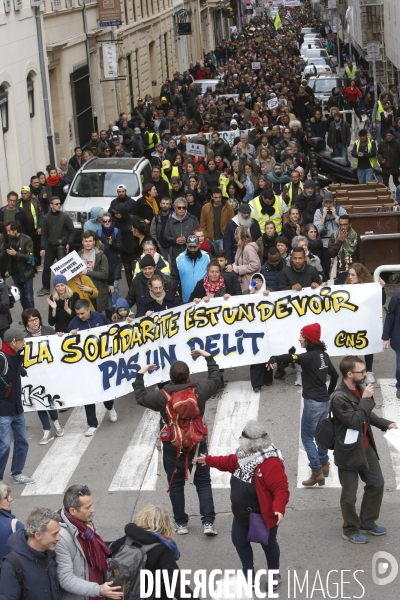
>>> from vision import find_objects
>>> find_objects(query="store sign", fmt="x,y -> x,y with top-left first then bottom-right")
98,0 -> 123,27
102,43 -> 118,78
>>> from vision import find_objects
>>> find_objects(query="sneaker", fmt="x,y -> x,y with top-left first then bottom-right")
294,373 -> 302,386
173,522 -> 189,535
360,525 -> 387,536
365,371 -> 375,384
39,430 -> 54,445
11,474 -> 35,485
266,573 -> 281,593
37,288 -> 50,296
53,420 -> 64,437
203,522 -> 218,536
85,427 -> 97,437
342,532 -> 368,544
108,408 -> 118,422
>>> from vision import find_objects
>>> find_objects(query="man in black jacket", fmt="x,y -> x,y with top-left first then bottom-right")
133,348 -> 221,536
327,111 -> 351,158
5,221 -> 36,309
294,180 -> 323,225
0,329 -> 34,485
277,247 -> 321,291
37,196 -> 75,296
108,185 -> 136,216
223,204 -> 262,264
261,247 -> 286,291
0,508 -> 61,600
150,166 -> 170,203
136,274 -> 181,318
331,356 -> 397,544
126,255 -> 175,309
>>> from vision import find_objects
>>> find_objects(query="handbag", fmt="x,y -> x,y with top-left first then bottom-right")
247,512 -> 270,545
315,402 -> 335,450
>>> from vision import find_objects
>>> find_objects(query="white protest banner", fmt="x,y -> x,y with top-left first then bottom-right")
50,251 -> 86,279
21,284 -> 383,412
251,62 -> 261,69
186,142 -> 206,157
267,97 -> 279,110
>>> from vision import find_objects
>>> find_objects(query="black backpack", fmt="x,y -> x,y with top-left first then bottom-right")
107,538 -> 160,600
0,553 -> 26,600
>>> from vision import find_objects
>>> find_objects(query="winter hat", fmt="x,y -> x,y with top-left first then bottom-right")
3,329 -> 26,343
53,275 -> 68,287
115,298 -> 130,311
300,323 -> 321,344
140,255 -> 156,268
304,179 -> 316,189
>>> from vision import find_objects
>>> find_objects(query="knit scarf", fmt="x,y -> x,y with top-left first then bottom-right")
203,275 -> 225,295
233,445 -> 283,482
267,171 -> 290,184
145,195 -> 159,215
333,226 -> 358,264
260,201 -> 275,216
65,512 -> 110,571
334,118 -> 343,130
26,326 -> 42,337
149,532 -> 180,560
149,289 -> 166,305
46,174 -> 61,186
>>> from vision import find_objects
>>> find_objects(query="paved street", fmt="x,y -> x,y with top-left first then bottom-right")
3,275 -> 400,599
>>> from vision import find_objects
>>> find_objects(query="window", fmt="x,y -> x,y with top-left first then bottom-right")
70,172 -> 140,198
132,0 -> 136,20
127,54 -> 134,113
163,34 -> 169,80
0,85 -> 9,133
124,0 -> 128,23
27,77 -> 35,118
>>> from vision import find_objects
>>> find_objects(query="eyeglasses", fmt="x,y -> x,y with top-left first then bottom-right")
52,202 -> 61,206
175,206 -> 186,210
102,219 -> 111,223
28,317 -> 40,323
351,369 -> 367,374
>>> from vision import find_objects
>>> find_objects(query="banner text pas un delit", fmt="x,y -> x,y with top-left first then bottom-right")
21,284 -> 383,411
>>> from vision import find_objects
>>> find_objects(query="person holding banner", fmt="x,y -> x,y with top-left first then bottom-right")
266,323 -> 338,487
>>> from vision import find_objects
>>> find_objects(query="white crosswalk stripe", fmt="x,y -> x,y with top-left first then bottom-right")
208,380 -> 260,488
22,405 -> 107,497
379,378 -> 400,490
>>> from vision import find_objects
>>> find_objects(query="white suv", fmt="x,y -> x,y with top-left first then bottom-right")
63,157 -> 152,240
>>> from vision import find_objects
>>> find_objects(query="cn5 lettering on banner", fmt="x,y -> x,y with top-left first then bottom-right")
21,284 -> 382,412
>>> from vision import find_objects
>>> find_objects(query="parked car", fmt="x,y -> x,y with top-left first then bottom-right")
307,74 -> 345,104
304,57 -> 337,74
302,64 -> 333,78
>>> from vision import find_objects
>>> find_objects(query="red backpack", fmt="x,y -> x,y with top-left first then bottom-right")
160,386 -> 207,490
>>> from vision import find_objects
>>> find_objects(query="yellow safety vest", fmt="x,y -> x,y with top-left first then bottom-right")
285,182 -> 303,208
249,195 -> 285,233
134,254 -> 171,275
354,139 -> 378,169
19,200 -> 38,229
219,174 -> 229,197
375,100 -> 385,123
145,131 -> 161,151
345,65 -> 357,80
161,166 -> 180,189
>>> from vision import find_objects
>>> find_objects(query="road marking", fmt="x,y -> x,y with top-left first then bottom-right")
141,447 -> 160,491
22,405 -> 107,496
296,397 -> 340,488
379,378 -> 400,490
208,380 -> 260,488
109,409 -> 160,491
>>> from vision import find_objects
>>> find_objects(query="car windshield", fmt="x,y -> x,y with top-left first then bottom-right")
306,50 -> 328,57
70,172 -> 139,198
312,79 -> 343,93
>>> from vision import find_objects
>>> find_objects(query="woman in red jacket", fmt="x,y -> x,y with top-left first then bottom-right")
342,80 -> 363,123
196,420 -> 289,594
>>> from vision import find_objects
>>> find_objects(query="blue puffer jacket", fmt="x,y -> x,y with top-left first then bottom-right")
0,510 -> 24,560
0,528 -> 61,600
176,250 -> 210,302
260,257 -> 287,292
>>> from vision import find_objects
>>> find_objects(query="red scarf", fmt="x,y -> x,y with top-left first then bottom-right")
200,239 -> 211,254
65,512 -> 110,594
46,174 -> 61,186
203,275 -> 225,295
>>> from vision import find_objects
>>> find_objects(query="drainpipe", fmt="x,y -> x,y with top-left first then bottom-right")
35,7 -> 55,165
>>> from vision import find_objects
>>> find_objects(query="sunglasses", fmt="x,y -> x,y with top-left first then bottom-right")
103,219 -> 111,223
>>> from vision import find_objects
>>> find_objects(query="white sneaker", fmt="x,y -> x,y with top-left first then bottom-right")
173,521 -> 189,535
108,408 -> 118,422
85,427 -> 97,437
366,372 -> 376,384
294,373 -> 302,386
39,430 -> 54,445
53,420 -> 64,437
203,522 -> 218,536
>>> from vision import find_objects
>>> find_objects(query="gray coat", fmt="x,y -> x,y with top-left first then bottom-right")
55,509 -> 102,600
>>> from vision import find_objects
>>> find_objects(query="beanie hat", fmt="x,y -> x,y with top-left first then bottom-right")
304,179 -> 316,189
300,323 -> 321,344
53,275 -> 68,287
140,255 -> 156,268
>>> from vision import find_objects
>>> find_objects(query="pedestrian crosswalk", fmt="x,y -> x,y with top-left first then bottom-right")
20,379 -> 400,497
